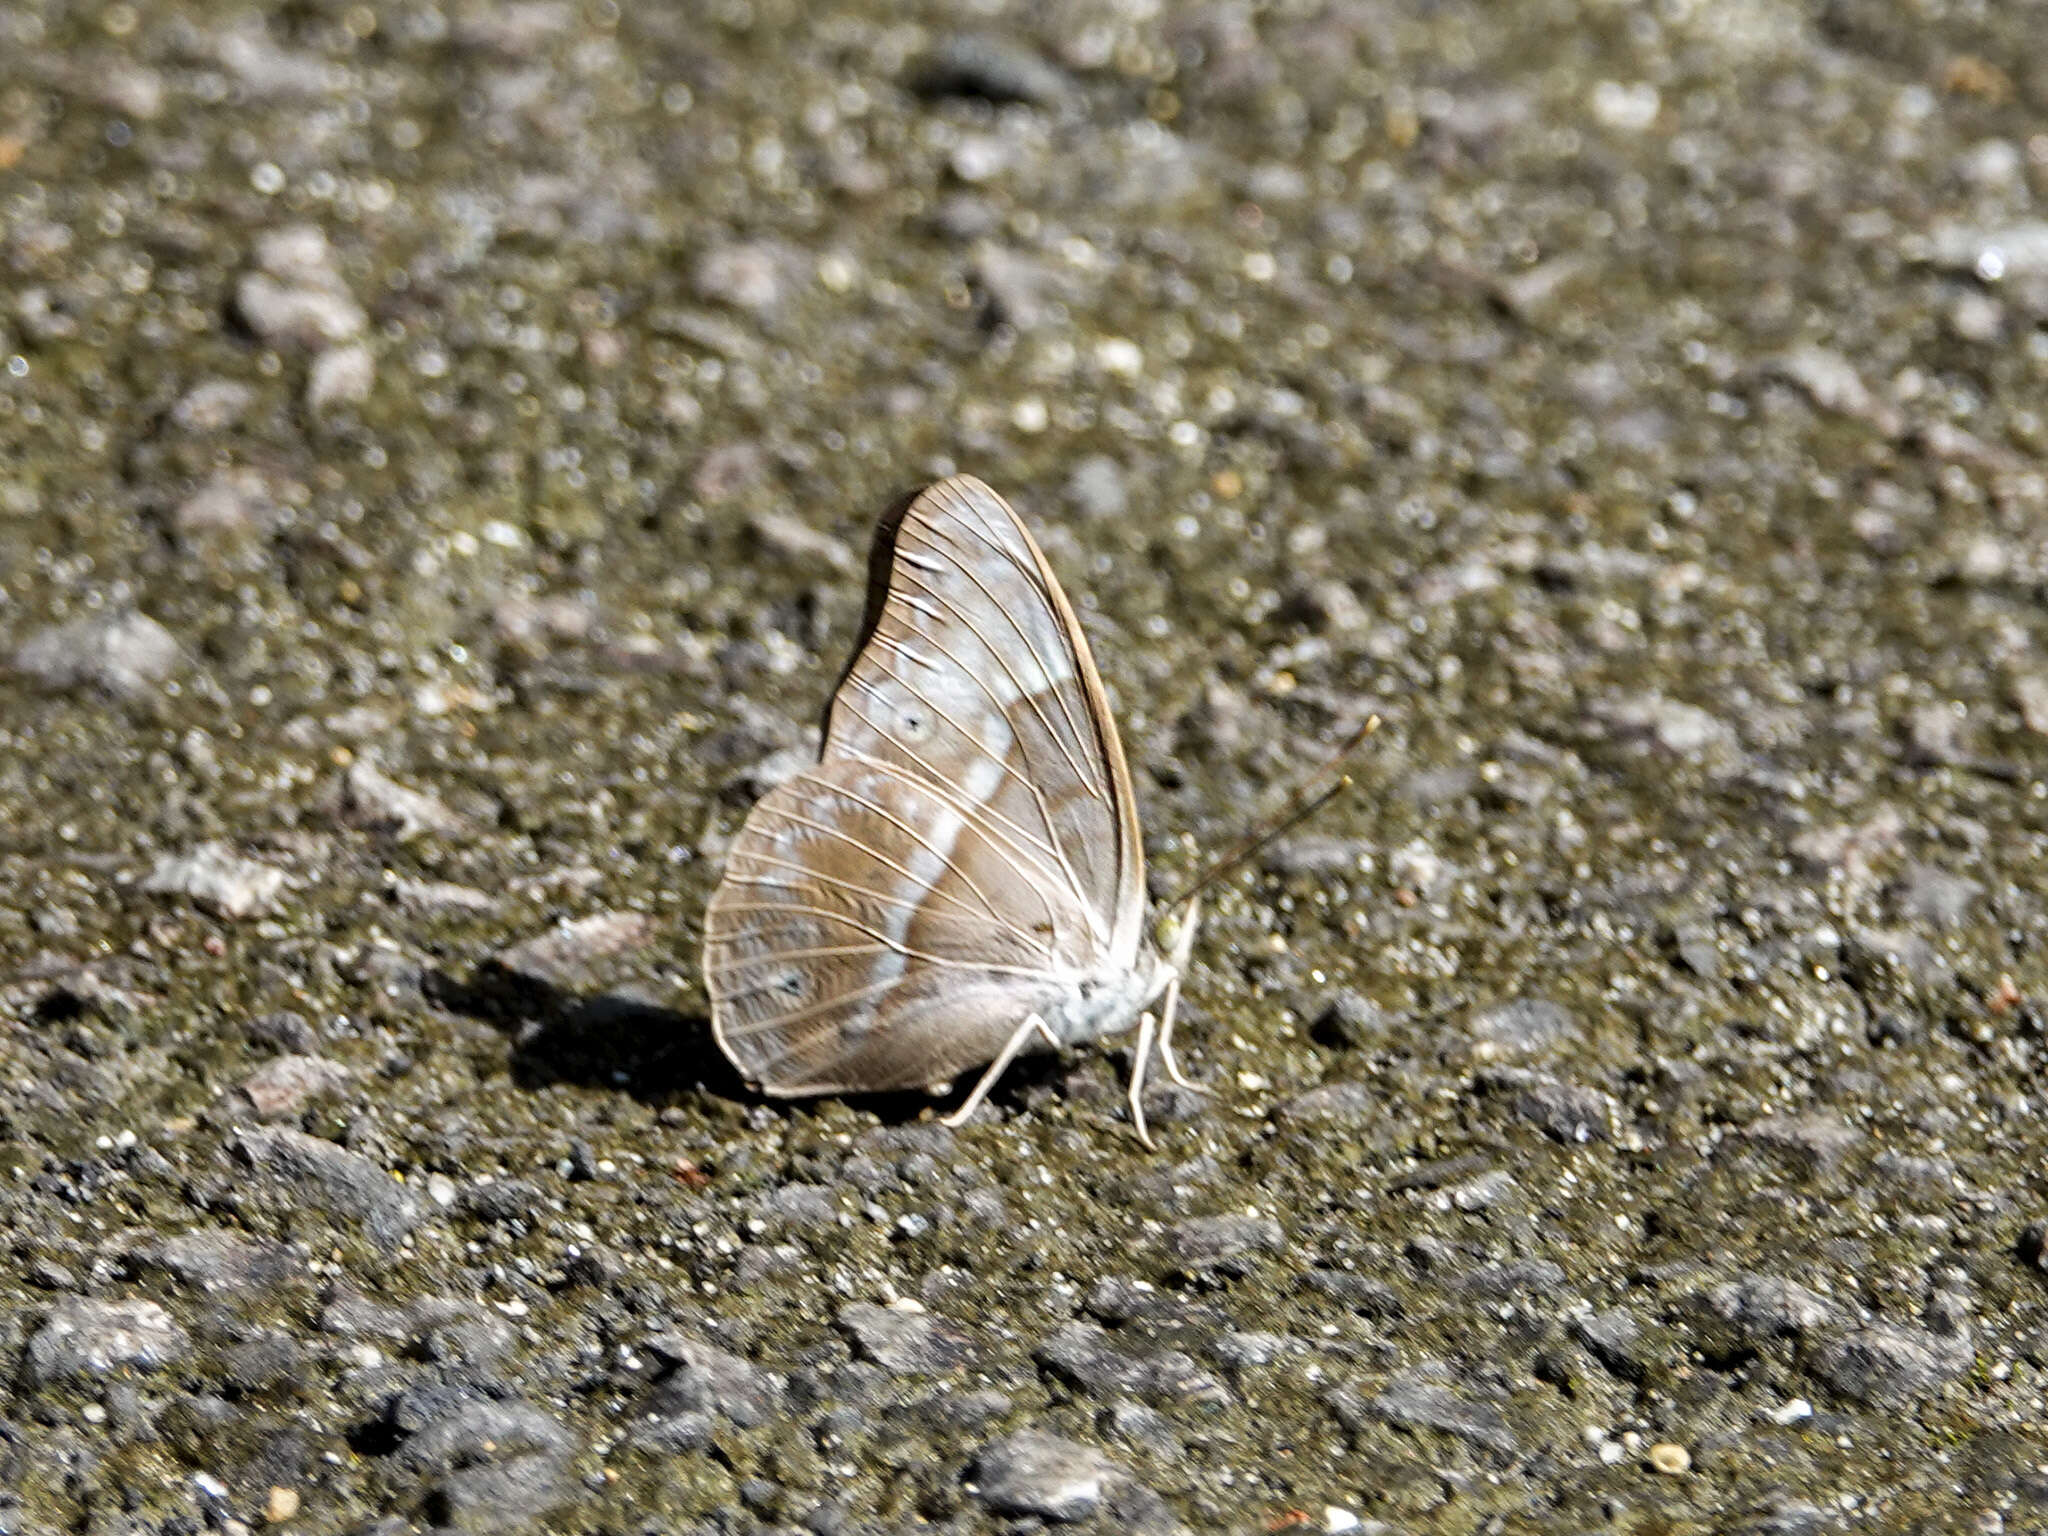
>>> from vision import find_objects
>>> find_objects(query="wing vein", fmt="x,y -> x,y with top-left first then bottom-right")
913,490 -> 1105,777
711,898 -> 1055,976
714,974 -> 905,1037
720,852 -> 996,933
837,672 -> 1065,869
894,526 -> 1102,802
742,798 -> 1006,930
780,773 -> 1041,939
831,742 -> 1103,953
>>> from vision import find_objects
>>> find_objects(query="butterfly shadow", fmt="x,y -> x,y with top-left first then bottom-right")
422,962 -> 748,1106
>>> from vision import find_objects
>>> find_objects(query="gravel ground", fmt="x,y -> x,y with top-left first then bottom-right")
3,1 -> 2047,1532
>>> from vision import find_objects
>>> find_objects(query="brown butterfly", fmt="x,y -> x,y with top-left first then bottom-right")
703,475 -> 1200,1143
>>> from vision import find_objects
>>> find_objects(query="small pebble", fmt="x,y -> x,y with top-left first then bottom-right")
141,843 -> 288,919
10,610 -> 181,700
307,341 -> 375,409
1649,1442 -> 1691,1475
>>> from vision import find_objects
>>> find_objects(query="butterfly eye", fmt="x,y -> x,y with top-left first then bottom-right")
775,970 -> 806,1000
895,706 -> 933,743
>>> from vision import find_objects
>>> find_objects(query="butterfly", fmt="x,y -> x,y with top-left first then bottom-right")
703,474 -> 1200,1143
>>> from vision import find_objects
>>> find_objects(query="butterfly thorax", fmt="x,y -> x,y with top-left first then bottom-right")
1045,943 -> 1170,1048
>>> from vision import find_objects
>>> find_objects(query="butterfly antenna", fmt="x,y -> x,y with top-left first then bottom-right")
1162,715 -> 1381,913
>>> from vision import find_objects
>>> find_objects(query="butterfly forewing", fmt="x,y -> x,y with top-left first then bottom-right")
705,475 -> 1147,1096
824,477 -> 1144,950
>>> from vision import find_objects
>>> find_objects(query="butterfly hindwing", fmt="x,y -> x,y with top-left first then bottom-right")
706,756 -> 1073,1092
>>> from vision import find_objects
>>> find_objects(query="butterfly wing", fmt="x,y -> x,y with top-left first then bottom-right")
704,475 -> 1147,1095
705,756 -> 1078,1092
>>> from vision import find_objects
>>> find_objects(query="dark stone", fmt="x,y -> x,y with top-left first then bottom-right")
734,1242 -> 806,1285
1274,1082 -> 1378,1127
1167,1214 -> 1285,1272
1301,1270 -> 1404,1320
913,34 -> 1073,106
236,1053 -> 351,1119
319,1283 -> 412,1339
1871,1151 -> 1959,1202
1102,1475 -> 1185,1536
1100,1399 -> 1181,1456
456,1179 -> 543,1226
1387,1154 -> 1493,1193
756,1182 -> 843,1232
389,1395 -> 573,1470
1083,1276 -> 1175,1325
493,911 -> 653,987
641,1333 -> 784,1428
837,1302 -> 975,1374
410,1303 -> 518,1369
25,1298 -> 189,1384
2020,1222 -> 2048,1274
222,1328 -> 303,1394
1700,1273 -> 1836,1350
629,1409 -> 713,1454
426,1454 -> 578,1533
1505,1074 -> 1617,1142
1036,1320 -> 1229,1407
246,1010 -> 319,1052
1459,1259 -> 1569,1298
1736,1502 -> 1832,1536
1742,1114 -> 1862,1175
1571,1308 -> 1647,1381
386,1395 -> 577,1532
921,1385 -> 1014,1430
1891,864 -> 1983,928
1262,835 -> 1375,878
129,1228 -> 303,1296
234,1127 -> 425,1252
1311,991 -> 1390,1049
1808,1322 -> 1972,1406
1338,1376 -> 1518,1456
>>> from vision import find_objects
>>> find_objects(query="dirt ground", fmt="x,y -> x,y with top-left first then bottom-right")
1,1 -> 2046,1531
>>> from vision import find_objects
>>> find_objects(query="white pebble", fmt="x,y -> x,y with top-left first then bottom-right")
1094,337 -> 1143,377
1589,80 -> 1660,131
1766,1397 -> 1813,1425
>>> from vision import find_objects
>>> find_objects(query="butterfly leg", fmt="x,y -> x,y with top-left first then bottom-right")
1156,894 -> 1204,1091
1128,1007 -> 1159,1149
940,1013 -> 1059,1129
